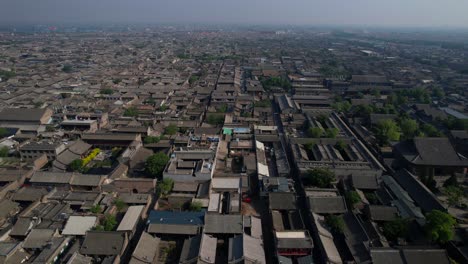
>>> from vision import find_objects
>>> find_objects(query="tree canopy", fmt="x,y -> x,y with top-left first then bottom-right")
146,152 -> 170,178
383,218 -> 409,242
158,178 -> 174,197
425,210 -> 456,244
0,147 -> 9,157
375,119 -> 400,145
400,118 -> 419,140
308,127 -> 323,138
304,168 -> 335,188
164,124 -> 178,135
325,215 -> 345,234
123,107 -> 139,117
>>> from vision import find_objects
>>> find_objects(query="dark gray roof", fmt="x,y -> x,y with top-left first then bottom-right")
179,235 -> 201,264
402,249 -> 450,264
0,108 -> 49,122
393,169 -> 446,213
0,199 -> 19,218
351,174 -> 379,190
308,196 -> 347,214
204,214 -> 243,234
12,187 -> 47,202
276,237 -> 313,249
81,133 -> 137,141
352,75 -> 389,84
371,248 -> 404,264
32,237 -> 69,263
228,235 -> 243,263
0,242 -> 19,257
10,217 -> 33,237
147,224 -> 200,235
366,205 -> 399,221
30,171 -> 73,184
22,229 -> 55,249
403,138 -> 461,166
80,231 -> 126,256
269,192 -> 297,210
413,137 -> 467,166
70,174 -> 104,187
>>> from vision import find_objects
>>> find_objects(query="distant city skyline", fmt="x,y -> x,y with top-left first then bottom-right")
2,0 -> 468,28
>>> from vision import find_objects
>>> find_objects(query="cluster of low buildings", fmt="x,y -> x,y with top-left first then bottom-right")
0,26 -> 466,264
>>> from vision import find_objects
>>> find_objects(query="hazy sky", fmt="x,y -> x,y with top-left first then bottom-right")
1,0 -> 468,28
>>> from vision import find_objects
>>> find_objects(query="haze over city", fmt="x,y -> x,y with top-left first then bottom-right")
1,0 -> 468,28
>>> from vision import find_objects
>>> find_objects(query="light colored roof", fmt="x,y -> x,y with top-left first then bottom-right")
130,232 -> 159,264
257,163 -> 269,177
251,216 -> 263,239
199,234 -> 217,264
275,231 -> 306,239
62,216 -> 97,236
208,193 -> 220,212
211,177 -> 240,190
117,205 -> 144,232
243,234 -> 266,264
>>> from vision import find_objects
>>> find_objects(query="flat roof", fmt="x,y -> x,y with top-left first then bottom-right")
117,205 -> 144,232
62,216 -> 97,236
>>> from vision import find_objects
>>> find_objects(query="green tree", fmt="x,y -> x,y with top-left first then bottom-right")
0,147 -> 9,157
254,100 -> 272,108
335,140 -> 347,152
354,104 -> 374,117
371,89 -> 381,97
432,87 -> 445,99
219,104 -> 229,113
305,141 -> 316,152
375,119 -> 400,145
100,88 -> 114,94
144,136 -> 161,144
103,214 -> 117,231
158,178 -> 174,196
189,75 -> 199,85
90,204 -> 102,214
325,128 -> 339,138
0,70 -> 16,81
304,168 -> 335,188
325,215 -> 345,234
159,104 -> 168,111
62,64 -> 72,73
425,210 -> 456,244
421,123 -> 442,137
112,78 -> 122,84
189,201 -> 203,212
164,124 -> 178,135
444,186 -> 464,207
400,118 -> 419,140
146,152 -> 170,178
69,159 -> 83,172
345,191 -> 361,208
0,127 -> 9,137
113,198 -> 127,212
332,101 -> 352,113
123,107 -> 139,117
308,127 -> 323,138
206,114 -> 224,125
383,218 -> 409,242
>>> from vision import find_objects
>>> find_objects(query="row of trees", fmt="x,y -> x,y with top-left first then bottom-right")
374,118 -> 442,146
307,127 -> 339,138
